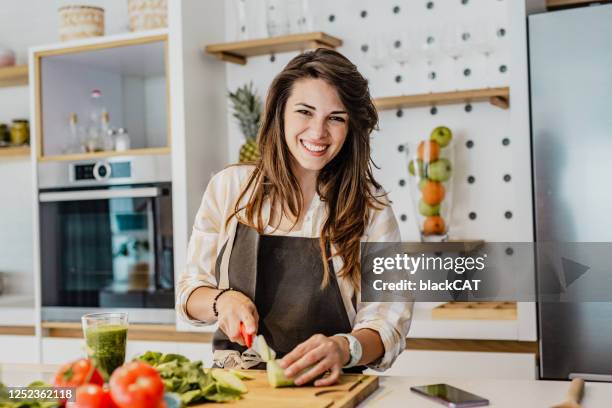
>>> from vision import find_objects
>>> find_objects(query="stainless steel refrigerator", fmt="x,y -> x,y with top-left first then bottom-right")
529,4 -> 612,381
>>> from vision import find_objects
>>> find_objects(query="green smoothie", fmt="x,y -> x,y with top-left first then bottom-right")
85,324 -> 127,380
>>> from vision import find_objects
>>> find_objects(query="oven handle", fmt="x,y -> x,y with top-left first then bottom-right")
39,187 -> 162,202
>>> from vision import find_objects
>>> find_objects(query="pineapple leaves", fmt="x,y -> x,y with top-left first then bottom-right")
228,82 -> 262,141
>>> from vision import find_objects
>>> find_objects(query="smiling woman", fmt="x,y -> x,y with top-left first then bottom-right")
284,80 -> 349,168
177,48 -> 413,387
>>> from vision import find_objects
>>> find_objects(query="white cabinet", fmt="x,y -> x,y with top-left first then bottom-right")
0,336 -> 39,364
41,338 -> 85,364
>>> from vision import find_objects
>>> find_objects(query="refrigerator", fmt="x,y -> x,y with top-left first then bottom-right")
529,4 -> 612,381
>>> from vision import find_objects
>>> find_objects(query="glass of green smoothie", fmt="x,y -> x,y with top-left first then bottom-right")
82,312 -> 128,380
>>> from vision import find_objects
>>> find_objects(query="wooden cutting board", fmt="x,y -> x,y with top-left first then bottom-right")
193,370 -> 378,408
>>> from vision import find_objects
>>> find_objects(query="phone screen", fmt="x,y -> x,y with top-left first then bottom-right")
410,384 -> 489,407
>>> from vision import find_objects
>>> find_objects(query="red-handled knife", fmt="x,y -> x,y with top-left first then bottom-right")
239,321 -> 253,348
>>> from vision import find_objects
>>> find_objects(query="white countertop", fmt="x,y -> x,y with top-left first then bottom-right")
365,376 -> 612,407
1,365 -> 611,407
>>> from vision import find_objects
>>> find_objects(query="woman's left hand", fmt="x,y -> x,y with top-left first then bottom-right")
278,334 -> 350,386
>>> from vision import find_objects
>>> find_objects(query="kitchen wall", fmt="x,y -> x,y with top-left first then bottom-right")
223,0 -> 533,243
0,1 -> 130,295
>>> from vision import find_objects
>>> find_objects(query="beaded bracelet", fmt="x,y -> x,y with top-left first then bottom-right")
213,287 -> 234,317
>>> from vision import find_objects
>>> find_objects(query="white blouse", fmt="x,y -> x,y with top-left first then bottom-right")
176,164 -> 413,370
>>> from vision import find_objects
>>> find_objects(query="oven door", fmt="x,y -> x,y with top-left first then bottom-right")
39,183 -> 174,323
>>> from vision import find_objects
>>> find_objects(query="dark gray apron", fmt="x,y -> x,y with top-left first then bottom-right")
213,222 -> 364,372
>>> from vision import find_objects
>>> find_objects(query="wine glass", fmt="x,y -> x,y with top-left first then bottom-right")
440,22 -> 467,90
391,31 -> 416,67
471,18 -> 504,88
416,26 -> 442,92
233,0 -> 249,40
364,33 -> 389,70
288,0 -> 314,34
265,0 -> 290,37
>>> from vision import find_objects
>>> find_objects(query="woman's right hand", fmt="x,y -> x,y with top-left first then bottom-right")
216,290 -> 258,346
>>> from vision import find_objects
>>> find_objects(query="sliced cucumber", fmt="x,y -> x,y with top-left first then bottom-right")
229,369 -> 256,380
211,369 -> 248,394
252,335 -> 276,362
266,359 -> 295,388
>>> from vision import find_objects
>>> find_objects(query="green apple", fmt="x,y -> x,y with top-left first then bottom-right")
418,178 -> 428,190
419,200 -> 440,216
408,159 -> 425,178
430,126 -> 453,148
427,158 -> 452,182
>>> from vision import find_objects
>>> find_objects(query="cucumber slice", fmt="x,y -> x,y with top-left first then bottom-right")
266,359 -> 295,388
211,369 -> 248,394
252,335 -> 276,361
229,369 -> 256,380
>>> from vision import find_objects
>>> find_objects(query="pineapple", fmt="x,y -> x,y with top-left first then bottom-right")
229,83 -> 262,163
239,138 -> 259,162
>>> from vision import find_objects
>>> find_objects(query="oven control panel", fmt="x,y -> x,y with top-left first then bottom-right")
73,161 -> 131,181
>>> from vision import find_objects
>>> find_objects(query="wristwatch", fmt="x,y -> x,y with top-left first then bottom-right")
335,333 -> 362,368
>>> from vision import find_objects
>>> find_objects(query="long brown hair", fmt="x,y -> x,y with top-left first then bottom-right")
230,48 -> 386,290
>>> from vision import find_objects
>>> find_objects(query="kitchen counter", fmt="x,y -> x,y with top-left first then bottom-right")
1,364 -> 611,407
366,376 -> 612,407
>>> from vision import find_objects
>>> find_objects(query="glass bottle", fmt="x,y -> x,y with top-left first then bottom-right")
10,119 -> 29,146
101,111 -> 114,151
85,89 -> 106,152
63,113 -> 84,154
114,128 -> 131,152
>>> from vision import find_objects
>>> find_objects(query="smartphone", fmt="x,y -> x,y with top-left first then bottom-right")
410,384 -> 489,408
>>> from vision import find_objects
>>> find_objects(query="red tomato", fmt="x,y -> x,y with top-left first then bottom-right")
54,359 -> 104,388
54,359 -> 104,404
109,361 -> 164,408
74,384 -> 116,408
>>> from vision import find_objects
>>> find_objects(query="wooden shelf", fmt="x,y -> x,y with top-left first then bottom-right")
205,32 -> 343,65
38,147 -> 170,162
0,145 -> 30,158
546,0 -> 605,9
374,87 -> 510,111
432,302 -> 518,321
0,65 -> 28,87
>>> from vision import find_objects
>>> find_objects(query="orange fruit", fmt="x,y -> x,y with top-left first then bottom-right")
417,140 -> 440,162
423,216 -> 446,235
421,181 -> 445,205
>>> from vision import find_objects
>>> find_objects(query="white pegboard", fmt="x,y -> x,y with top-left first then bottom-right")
223,0 -> 531,242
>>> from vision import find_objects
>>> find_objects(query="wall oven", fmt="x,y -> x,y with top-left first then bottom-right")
38,155 -> 174,323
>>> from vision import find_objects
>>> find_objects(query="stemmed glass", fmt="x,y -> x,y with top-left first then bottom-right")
471,19 -> 504,88
391,31 -> 416,68
417,26 -> 441,92
364,33 -> 389,70
265,0 -> 290,37
288,0 -> 313,34
440,23 -> 467,90
233,0 -> 249,40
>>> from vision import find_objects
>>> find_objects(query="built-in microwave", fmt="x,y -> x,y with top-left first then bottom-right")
38,156 -> 174,323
